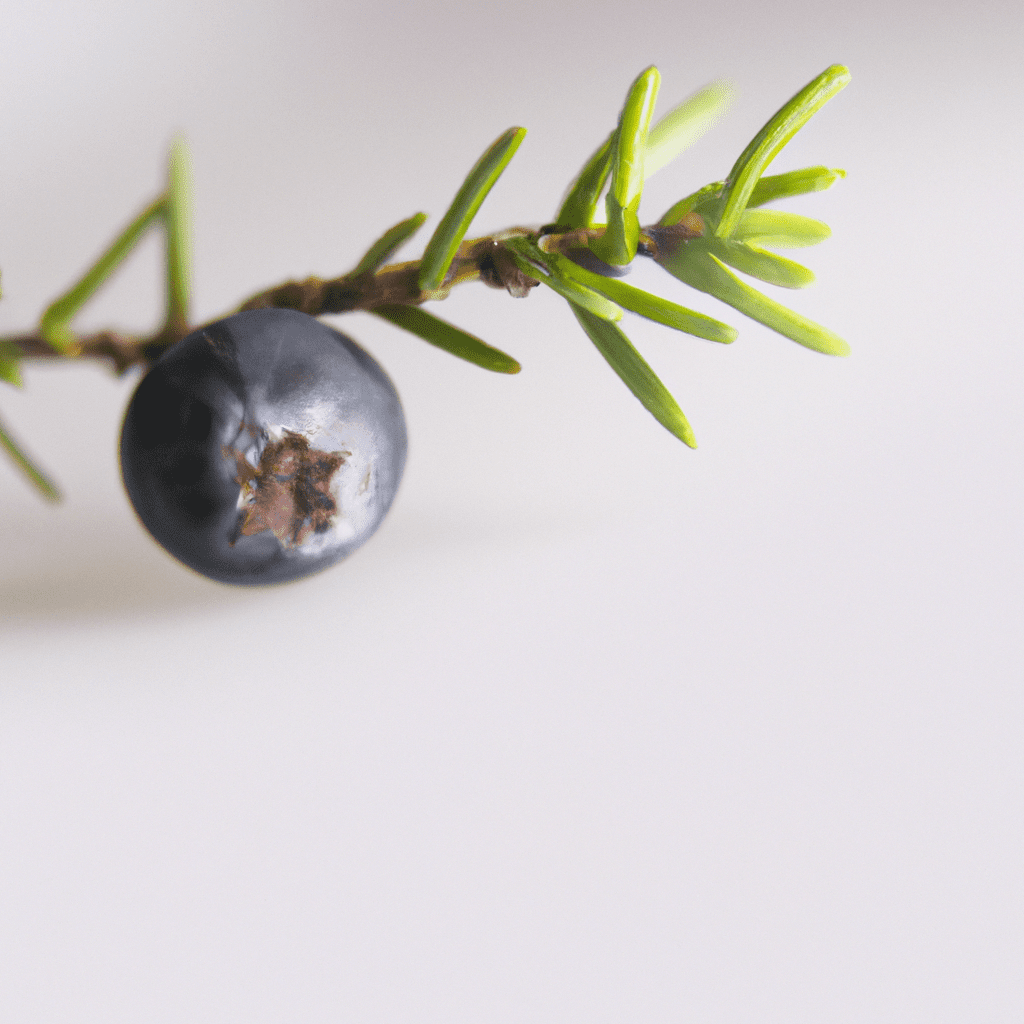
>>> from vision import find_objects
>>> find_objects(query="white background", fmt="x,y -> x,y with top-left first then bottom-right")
1,1 -> 1021,1021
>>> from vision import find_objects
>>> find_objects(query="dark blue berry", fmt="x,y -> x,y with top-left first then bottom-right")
120,308 -> 407,585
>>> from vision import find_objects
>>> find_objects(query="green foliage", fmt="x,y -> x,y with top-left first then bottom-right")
0,341 -> 23,387
713,65 -> 850,239
646,65 -> 850,365
503,236 -> 624,322
557,134 -> 614,230
38,195 -> 166,354
543,65 -> 849,440
372,304 -> 520,374
590,66 -> 660,266
164,138 -> 193,332
12,142 -> 197,496
734,210 -> 831,248
659,170 -> 846,231
418,127 -> 526,293
710,239 -> 816,289
644,81 -> 733,178
557,79 -> 731,231
0,64 -> 851,500
658,182 -> 726,227
353,213 -> 428,276
0,414 -> 60,501
572,306 -> 696,448
748,166 -> 846,207
554,259 -> 737,344
660,246 -> 849,356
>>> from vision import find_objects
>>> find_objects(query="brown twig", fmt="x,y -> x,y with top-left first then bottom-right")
1,229 -> 556,374
1,220 -> 690,375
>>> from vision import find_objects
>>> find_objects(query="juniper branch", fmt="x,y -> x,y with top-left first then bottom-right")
0,224 -> 666,373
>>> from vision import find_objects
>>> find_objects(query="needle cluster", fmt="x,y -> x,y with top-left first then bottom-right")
0,65 -> 850,500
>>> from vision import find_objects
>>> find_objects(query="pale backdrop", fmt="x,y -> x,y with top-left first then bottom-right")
1,1 -> 1021,1021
